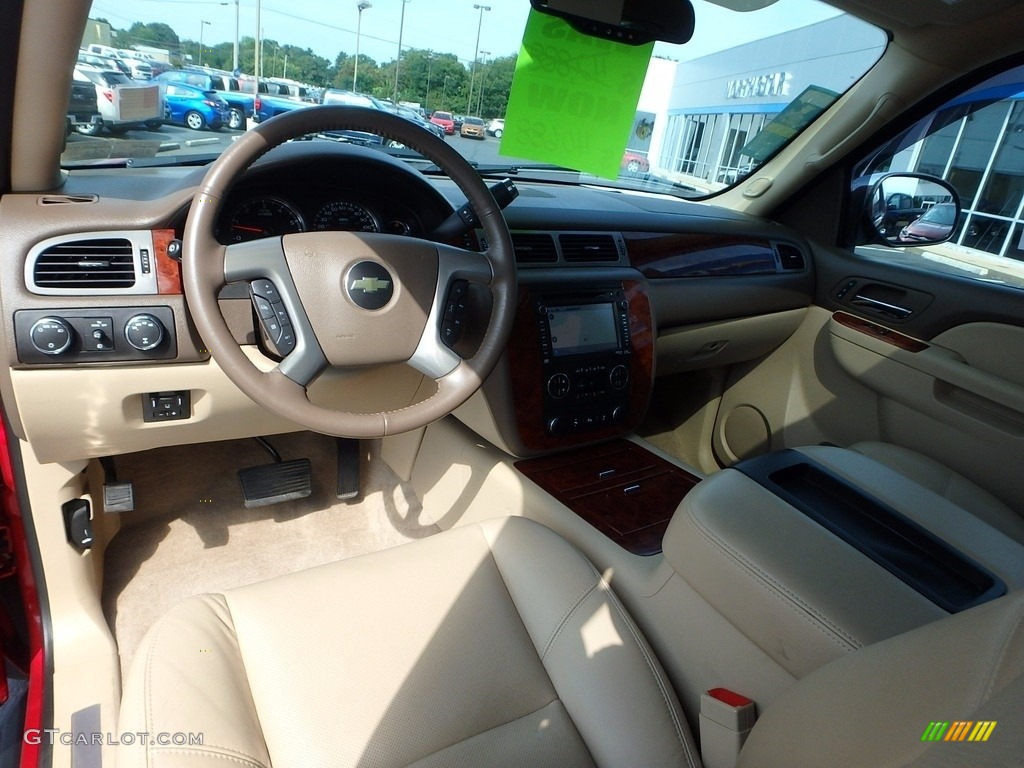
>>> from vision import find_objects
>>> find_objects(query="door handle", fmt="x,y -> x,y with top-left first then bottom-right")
851,294 -> 913,319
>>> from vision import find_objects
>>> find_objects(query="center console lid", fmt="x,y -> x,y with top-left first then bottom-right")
663,446 -> 1024,678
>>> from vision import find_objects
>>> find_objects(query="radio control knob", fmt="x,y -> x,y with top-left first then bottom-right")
547,373 -> 571,399
618,299 -> 629,310
546,417 -> 562,435
611,406 -> 625,422
125,314 -> 165,351
30,317 -> 73,355
609,364 -> 629,390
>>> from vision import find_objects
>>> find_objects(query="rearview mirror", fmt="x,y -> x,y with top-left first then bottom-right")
866,173 -> 961,247
530,0 -> 695,45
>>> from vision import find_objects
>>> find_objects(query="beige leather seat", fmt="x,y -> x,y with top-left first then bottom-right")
738,588 -> 1024,767
117,516 -> 699,768
850,441 -> 1024,544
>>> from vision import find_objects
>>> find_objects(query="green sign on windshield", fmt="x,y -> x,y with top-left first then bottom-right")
500,10 -> 654,179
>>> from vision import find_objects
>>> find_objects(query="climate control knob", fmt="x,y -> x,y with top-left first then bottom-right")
124,314 -> 165,351
30,317 -> 73,355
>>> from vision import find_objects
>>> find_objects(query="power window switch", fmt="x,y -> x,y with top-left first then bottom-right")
142,391 -> 191,423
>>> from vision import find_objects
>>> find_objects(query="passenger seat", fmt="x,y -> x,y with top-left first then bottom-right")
849,441 -> 1024,545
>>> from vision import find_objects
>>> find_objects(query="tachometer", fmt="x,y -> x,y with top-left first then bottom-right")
228,197 -> 306,242
313,201 -> 380,232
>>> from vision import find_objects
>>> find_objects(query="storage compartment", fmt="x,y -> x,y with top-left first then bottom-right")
736,450 -> 1006,613
516,439 -> 701,555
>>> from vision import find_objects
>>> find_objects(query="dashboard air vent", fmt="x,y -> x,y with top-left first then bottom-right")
775,242 -> 806,271
33,238 -> 137,289
511,232 -> 558,263
559,233 -> 619,262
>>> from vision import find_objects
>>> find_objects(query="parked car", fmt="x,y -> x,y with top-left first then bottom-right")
156,70 -> 255,130
317,90 -> 387,145
485,117 -> 504,137
65,69 -> 101,135
429,110 -> 455,134
77,50 -> 132,78
459,115 -> 485,139
160,81 -> 230,130
9,2 -> 1024,767
621,150 -> 650,173
898,202 -> 959,244
452,114 -> 465,133
396,105 -> 445,140
74,65 -> 164,135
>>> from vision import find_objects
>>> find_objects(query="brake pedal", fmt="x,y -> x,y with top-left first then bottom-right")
237,459 -> 312,508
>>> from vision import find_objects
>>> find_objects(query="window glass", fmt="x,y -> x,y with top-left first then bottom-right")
854,65 -> 1024,290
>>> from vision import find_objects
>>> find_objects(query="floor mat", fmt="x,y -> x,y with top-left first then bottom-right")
102,431 -> 439,679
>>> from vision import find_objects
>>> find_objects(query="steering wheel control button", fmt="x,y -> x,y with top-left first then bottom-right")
30,317 -> 74,355
251,279 -> 282,302
441,280 -> 470,349
254,296 -> 275,320
277,324 -> 297,355
346,261 -> 394,310
125,314 -> 165,351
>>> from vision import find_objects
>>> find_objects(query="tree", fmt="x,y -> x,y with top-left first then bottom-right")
122,22 -> 180,52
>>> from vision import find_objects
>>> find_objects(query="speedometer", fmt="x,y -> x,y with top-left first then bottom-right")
228,197 -> 306,242
313,201 -> 380,232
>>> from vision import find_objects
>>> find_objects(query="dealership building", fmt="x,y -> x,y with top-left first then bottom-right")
637,15 -> 1024,262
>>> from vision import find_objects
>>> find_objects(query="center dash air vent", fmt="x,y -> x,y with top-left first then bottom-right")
26,231 -> 160,295
511,232 -> 558,263
774,242 -> 807,271
559,233 -> 620,262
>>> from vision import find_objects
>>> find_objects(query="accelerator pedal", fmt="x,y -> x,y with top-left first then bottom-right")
238,438 -> 312,508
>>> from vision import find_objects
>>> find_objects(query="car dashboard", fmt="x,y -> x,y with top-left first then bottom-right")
0,140 -> 814,464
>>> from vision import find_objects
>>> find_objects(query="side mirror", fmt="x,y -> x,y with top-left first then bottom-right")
530,0 -> 695,45
866,173 -> 961,247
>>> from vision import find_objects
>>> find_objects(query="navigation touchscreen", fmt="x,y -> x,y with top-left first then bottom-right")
548,303 -> 620,357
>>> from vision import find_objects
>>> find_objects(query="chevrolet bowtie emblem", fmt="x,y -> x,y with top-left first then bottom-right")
350,277 -> 391,293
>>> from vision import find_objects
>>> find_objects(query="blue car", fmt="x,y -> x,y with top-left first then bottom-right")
161,82 -> 230,131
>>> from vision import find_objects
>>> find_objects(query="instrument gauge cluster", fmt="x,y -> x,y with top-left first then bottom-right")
219,192 -> 421,244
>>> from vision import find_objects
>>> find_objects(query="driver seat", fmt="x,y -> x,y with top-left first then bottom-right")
116,516 -> 700,767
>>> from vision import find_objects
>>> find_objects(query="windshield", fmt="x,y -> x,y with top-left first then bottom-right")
69,0 -> 885,198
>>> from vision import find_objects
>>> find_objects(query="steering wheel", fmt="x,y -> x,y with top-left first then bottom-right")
182,106 -> 516,437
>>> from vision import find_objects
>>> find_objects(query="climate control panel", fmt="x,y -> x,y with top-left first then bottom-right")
14,306 -> 176,364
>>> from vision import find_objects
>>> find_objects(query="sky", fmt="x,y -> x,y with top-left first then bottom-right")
88,0 -> 846,69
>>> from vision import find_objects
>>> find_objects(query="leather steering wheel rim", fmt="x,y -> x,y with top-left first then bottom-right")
182,106 -> 517,437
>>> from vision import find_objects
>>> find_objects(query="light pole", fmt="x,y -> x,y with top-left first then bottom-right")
198,20 -> 211,65
393,0 -> 410,103
425,52 -> 435,108
441,74 -> 449,109
232,0 -> 240,72
466,4 -> 490,114
476,51 -> 489,115
354,1 -> 371,92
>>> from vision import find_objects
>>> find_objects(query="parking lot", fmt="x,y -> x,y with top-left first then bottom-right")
63,121 -> 520,166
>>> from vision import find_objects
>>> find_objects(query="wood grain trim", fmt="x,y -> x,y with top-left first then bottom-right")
506,280 -> 655,452
832,311 -> 928,352
516,439 -> 701,555
624,232 -> 778,278
153,228 -> 182,295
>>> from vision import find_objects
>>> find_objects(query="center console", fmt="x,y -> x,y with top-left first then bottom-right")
662,445 -> 1024,678
498,270 -> 655,454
